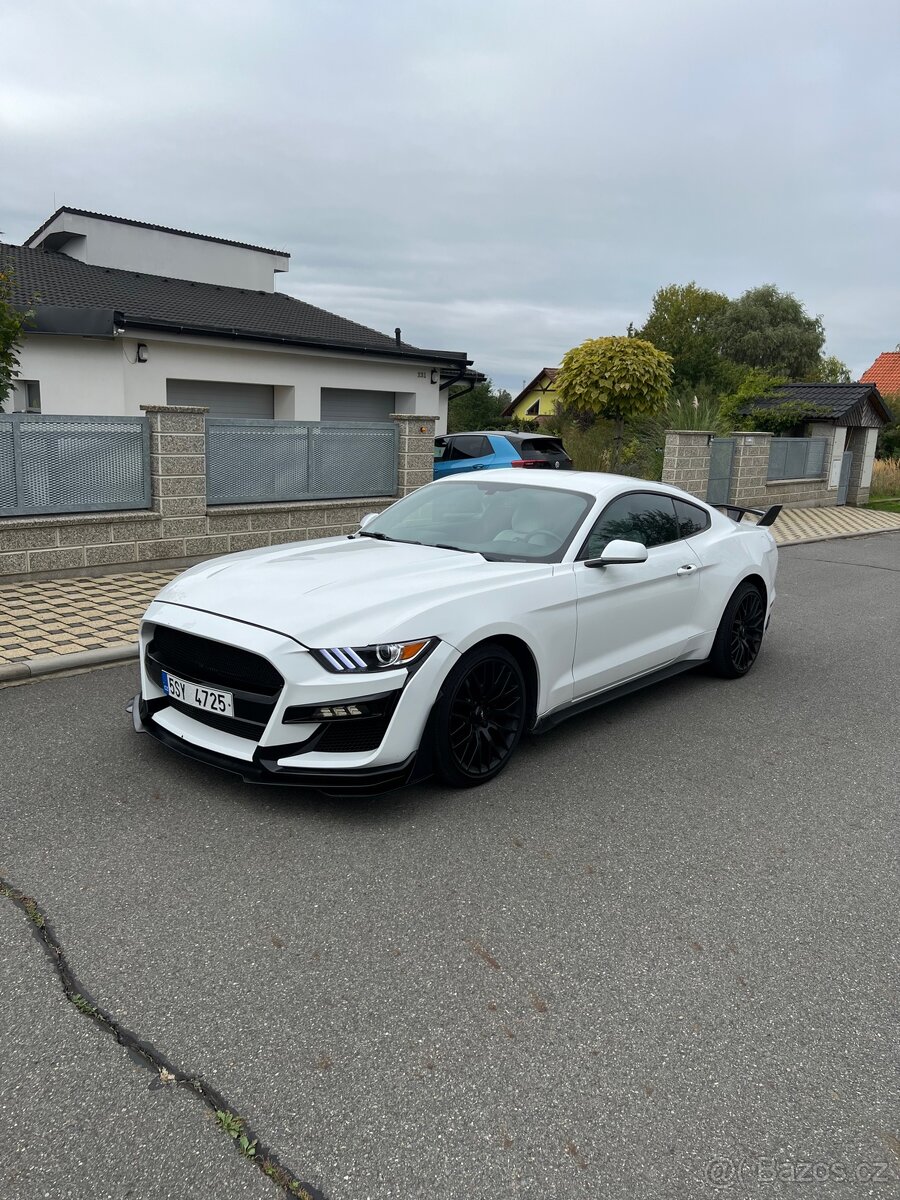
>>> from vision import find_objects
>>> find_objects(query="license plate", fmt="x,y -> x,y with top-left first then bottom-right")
161,671 -> 234,717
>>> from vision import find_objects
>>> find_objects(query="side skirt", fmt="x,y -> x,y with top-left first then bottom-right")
532,660 -> 700,735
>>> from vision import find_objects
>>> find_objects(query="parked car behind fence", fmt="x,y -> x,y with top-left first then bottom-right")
434,431 -> 572,479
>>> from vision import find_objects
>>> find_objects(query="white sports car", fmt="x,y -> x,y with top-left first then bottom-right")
131,472 -> 779,795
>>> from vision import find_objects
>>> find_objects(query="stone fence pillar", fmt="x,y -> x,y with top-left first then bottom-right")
662,430 -> 715,499
729,431 -> 773,507
392,413 -> 436,496
845,427 -> 879,506
140,404 -> 209,554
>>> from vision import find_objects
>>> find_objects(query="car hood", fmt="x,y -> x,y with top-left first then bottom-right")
153,535 -> 546,646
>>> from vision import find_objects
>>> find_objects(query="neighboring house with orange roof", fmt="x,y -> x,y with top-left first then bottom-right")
860,351 -> 900,397
502,367 -> 559,421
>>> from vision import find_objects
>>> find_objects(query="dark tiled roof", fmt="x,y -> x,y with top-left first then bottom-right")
861,352 -> 900,395
742,382 -> 892,424
26,206 -> 288,258
0,243 -> 468,365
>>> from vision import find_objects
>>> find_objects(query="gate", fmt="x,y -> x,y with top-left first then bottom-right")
836,451 -> 852,505
706,437 -> 735,505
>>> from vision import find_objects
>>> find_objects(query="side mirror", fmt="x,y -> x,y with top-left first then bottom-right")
359,512 -> 378,530
584,538 -> 649,568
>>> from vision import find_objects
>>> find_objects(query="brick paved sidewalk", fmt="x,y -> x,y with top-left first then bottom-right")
0,570 -> 177,666
1,507 -> 898,673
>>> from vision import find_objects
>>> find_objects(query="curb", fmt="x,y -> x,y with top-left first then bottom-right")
775,525 -> 900,549
0,642 -> 138,683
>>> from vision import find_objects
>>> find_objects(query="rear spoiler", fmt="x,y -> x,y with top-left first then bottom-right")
719,503 -> 782,527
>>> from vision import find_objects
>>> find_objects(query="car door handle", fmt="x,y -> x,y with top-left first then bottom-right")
676,563 -> 698,576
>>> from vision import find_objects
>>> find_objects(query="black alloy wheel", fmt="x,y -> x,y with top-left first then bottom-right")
433,645 -> 527,787
709,581 -> 767,679
730,589 -> 765,673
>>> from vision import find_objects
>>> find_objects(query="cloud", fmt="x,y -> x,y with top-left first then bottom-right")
3,0 -> 900,389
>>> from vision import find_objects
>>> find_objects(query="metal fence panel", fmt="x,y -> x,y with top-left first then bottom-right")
206,418 -> 398,506
206,419 -> 310,504
0,414 -> 151,517
0,420 -> 16,512
767,437 -> 828,481
308,422 -> 398,499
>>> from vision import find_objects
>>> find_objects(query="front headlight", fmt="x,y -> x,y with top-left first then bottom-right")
311,638 -> 436,673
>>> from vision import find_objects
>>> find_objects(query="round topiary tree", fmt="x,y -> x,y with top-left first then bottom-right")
555,335 -> 673,469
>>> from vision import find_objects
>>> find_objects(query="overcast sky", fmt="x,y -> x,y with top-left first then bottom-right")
3,0 -> 900,393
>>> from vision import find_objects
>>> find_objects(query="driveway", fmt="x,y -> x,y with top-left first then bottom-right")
1,532 -> 898,1199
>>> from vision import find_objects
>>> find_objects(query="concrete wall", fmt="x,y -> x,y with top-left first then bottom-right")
14,331 -> 449,432
27,211 -> 289,290
0,407 -> 436,581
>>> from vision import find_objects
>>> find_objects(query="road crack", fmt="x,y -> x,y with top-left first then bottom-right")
0,875 -> 327,1200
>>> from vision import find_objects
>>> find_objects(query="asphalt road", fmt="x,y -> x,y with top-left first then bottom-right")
1,532 -> 898,1200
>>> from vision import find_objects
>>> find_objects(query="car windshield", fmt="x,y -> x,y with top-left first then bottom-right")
360,480 -> 595,562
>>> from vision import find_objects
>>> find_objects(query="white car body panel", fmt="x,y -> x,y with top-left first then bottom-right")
133,470 -> 778,791
570,539 -> 704,699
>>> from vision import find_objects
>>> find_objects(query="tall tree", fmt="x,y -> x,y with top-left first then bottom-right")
447,379 -> 509,433
718,284 -> 824,379
555,336 -> 672,468
639,282 -> 731,390
810,354 -> 851,383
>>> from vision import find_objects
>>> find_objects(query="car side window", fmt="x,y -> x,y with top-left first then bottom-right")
673,498 -> 710,538
433,437 -> 449,461
447,435 -> 490,460
581,493 -> 679,558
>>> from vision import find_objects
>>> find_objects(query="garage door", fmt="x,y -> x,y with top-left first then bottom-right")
320,388 -> 395,422
166,379 -> 275,419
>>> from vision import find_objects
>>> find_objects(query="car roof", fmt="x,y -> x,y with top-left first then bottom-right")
436,468 -> 710,504
437,430 -> 561,439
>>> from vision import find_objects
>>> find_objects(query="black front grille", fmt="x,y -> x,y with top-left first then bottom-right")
149,626 -> 282,695
147,625 -> 284,739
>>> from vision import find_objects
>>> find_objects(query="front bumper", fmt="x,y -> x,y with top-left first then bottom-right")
131,694 -> 421,796
133,601 -> 459,795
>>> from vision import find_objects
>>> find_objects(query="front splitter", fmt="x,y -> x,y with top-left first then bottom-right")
129,695 -> 421,797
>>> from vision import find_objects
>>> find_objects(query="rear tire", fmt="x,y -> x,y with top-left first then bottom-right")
708,581 -> 767,679
433,645 -> 527,788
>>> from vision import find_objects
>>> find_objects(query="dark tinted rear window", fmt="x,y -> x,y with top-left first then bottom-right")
512,437 -> 571,461
673,498 -> 711,537
447,435 -> 492,460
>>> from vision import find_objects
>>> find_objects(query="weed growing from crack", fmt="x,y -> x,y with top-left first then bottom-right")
69,993 -> 98,1016
261,1160 -> 315,1199
22,898 -> 45,928
216,1110 -> 245,1138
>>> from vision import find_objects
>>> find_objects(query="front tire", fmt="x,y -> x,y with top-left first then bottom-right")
433,645 -> 527,788
708,581 -> 767,679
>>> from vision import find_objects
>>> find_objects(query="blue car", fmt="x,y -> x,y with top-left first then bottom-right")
433,431 -> 573,479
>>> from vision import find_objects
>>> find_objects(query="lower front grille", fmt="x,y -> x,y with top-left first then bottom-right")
147,625 -> 284,738
314,712 -> 395,753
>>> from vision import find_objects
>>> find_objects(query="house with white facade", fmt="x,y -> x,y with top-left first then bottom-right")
3,207 -> 474,433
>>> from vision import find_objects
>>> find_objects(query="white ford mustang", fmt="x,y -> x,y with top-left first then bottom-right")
131,472 -> 779,795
